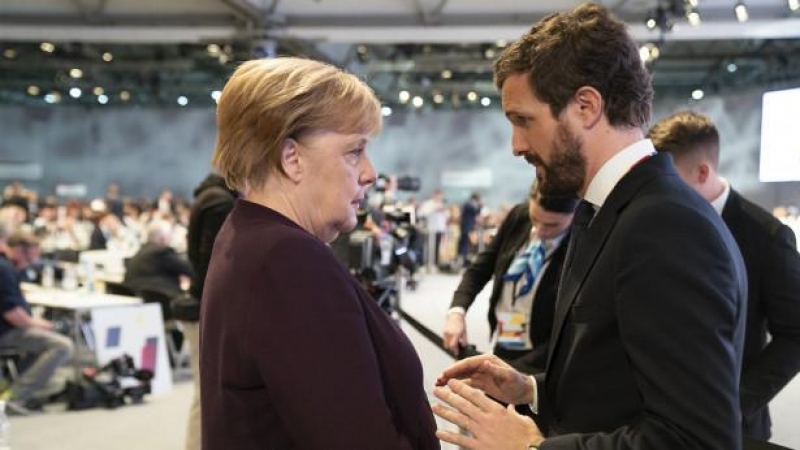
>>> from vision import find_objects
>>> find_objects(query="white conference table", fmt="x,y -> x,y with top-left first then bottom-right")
20,283 -> 172,395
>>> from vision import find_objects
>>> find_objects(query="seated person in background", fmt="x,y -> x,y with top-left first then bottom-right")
124,220 -> 193,320
0,226 -> 74,415
443,181 -> 575,373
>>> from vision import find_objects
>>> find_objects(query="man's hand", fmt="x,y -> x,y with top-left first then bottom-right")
443,311 -> 468,355
433,379 -> 544,449
436,354 -> 533,405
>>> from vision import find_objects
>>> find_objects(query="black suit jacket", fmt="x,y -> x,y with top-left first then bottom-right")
722,189 -> 800,441
538,153 -> 748,449
124,243 -> 194,299
451,202 -> 568,373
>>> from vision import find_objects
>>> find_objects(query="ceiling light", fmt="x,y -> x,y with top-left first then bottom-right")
646,18 -> 657,30
26,86 -> 40,96
692,89 -> 705,100
398,90 -> 410,104
687,10 -> 701,26
356,45 -> 368,55
727,63 -> 738,72
496,39 -> 507,48
97,94 -> 109,105
93,86 -> 104,96
69,87 -> 82,99
735,2 -> 749,22
480,97 -> 491,107
789,0 -> 799,10
433,93 -> 444,104
441,69 -> 453,79
211,90 -> 222,103
177,96 -> 188,106
484,48 -> 496,59
381,106 -> 392,117
69,68 -> 83,79
119,90 -> 131,102
102,52 -> 113,62
40,42 -> 55,53
412,96 -> 424,108
3,48 -> 16,59
639,43 -> 660,63
44,92 -> 61,104
207,44 -> 221,56
466,91 -> 478,102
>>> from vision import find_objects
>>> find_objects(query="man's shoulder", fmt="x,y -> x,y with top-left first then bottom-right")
725,190 -> 786,238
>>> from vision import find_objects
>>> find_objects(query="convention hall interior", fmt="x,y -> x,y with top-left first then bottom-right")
1,0 -> 800,449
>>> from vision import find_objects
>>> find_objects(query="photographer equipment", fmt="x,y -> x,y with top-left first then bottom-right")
65,354 -> 152,410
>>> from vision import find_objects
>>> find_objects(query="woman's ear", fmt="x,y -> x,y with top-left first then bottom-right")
572,86 -> 603,129
281,138 -> 303,183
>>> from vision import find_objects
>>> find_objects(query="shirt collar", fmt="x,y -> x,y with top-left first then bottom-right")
710,177 -> 730,216
584,139 -> 656,210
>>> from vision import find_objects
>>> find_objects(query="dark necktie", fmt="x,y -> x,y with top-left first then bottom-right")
563,200 -> 595,272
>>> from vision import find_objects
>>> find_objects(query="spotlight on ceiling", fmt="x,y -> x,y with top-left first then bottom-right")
3,48 -> 17,59
177,95 -> 189,106
381,106 -> 392,117
93,86 -> 104,96
735,1 -> 749,22
687,10 -> 701,26
40,42 -> 55,53
44,92 -> 61,104
480,97 -> 491,107
398,90 -> 410,104
69,87 -> 82,99
441,69 -> 453,79
119,90 -> 131,102
207,44 -> 221,56
692,89 -> 705,100
69,68 -> 83,79
496,39 -> 507,48
790,0 -> 800,11
466,91 -> 478,102
211,90 -> 222,103
433,93 -> 445,104
412,96 -> 424,108
102,52 -> 113,62
639,43 -> 661,63
26,86 -> 40,96
97,94 -> 109,105
727,62 -> 738,73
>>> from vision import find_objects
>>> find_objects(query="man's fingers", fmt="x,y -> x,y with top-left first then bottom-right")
447,379 -> 502,413
435,429 -> 477,449
431,403 -> 471,430
433,385 -> 485,419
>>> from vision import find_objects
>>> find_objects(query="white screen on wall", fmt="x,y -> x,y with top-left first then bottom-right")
759,87 -> 800,182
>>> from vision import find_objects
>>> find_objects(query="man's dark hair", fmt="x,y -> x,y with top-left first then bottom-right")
648,110 -> 720,168
494,3 -> 652,129
530,181 -> 578,213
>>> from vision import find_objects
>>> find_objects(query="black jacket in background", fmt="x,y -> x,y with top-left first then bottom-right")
722,189 -> 800,441
187,174 -> 236,310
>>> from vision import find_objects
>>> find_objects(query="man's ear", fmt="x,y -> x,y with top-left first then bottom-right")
281,138 -> 303,183
697,163 -> 710,184
572,86 -> 603,129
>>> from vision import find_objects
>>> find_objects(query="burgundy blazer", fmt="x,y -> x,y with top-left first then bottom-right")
200,200 -> 439,450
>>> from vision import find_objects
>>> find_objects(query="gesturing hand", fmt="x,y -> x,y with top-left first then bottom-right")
432,379 -> 543,450
436,354 -> 533,405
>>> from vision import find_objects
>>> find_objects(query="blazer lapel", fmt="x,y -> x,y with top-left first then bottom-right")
545,153 -> 676,373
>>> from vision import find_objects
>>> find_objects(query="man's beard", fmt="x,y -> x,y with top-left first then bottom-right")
533,121 -> 587,198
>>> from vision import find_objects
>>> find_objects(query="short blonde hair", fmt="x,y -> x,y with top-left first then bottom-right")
212,57 -> 382,191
